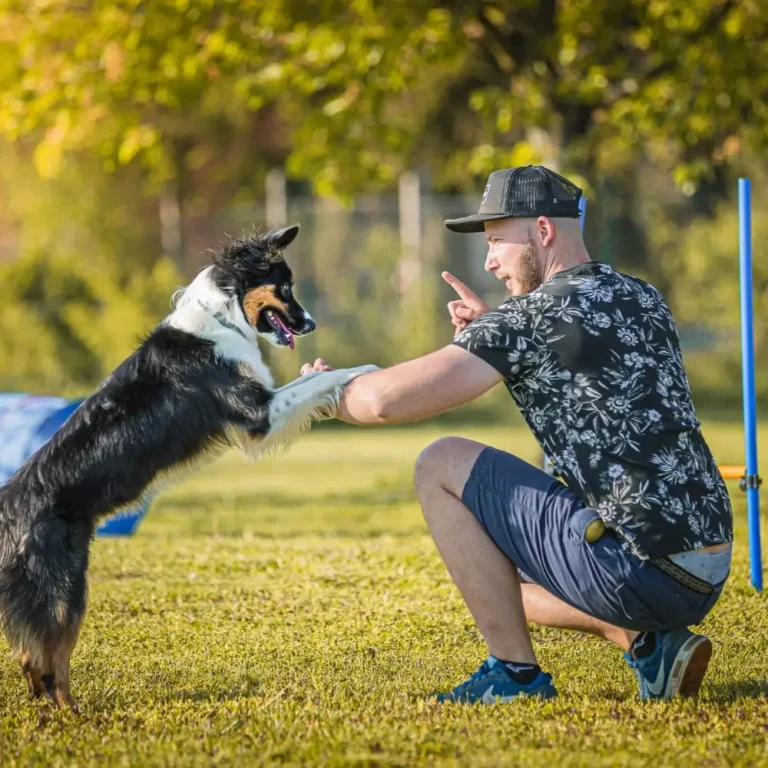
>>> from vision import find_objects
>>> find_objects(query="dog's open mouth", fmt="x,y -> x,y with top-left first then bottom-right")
265,310 -> 295,349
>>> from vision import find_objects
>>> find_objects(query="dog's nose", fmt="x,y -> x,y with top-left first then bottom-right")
300,315 -> 316,335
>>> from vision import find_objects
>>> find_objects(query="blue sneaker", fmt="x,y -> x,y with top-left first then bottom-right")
437,657 -> 557,704
624,629 -> 712,699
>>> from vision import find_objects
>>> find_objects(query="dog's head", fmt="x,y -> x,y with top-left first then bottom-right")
209,225 -> 315,349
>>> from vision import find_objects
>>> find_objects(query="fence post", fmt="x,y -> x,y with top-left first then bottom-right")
266,168 -> 288,228
159,181 -> 183,268
398,171 -> 422,292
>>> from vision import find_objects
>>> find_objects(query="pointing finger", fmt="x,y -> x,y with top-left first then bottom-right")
442,271 -> 483,306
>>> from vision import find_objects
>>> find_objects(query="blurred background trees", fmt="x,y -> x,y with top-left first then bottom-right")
0,0 -> 765,405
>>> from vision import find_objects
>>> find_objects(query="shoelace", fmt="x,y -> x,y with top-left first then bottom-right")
453,660 -> 493,694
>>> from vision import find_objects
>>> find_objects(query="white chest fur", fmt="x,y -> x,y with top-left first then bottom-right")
165,267 -> 274,390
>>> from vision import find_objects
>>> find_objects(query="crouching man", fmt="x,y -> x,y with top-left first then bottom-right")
301,166 -> 732,702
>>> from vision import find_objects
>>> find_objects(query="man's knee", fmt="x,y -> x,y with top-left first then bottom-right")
413,436 -> 486,499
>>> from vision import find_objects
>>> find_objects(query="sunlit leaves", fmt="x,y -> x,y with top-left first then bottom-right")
0,1 -> 765,195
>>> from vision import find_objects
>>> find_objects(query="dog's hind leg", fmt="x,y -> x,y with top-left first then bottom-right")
20,649 -> 45,699
39,615 -> 84,713
4,520 -> 90,711
36,584 -> 88,713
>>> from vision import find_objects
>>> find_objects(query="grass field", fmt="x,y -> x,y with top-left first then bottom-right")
1,418 -> 767,766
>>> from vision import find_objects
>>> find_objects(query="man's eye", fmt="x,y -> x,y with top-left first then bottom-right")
280,284 -> 292,298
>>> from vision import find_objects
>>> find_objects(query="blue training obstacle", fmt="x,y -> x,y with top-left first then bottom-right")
0,394 -> 149,536
739,178 -> 763,591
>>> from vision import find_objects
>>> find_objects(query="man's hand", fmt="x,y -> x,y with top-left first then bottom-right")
442,271 -> 490,336
300,358 -> 334,375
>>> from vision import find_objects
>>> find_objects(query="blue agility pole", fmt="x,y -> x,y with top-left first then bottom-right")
739,178 -> 763,591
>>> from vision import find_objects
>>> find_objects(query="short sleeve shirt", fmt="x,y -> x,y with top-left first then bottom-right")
453,261 -> 733,559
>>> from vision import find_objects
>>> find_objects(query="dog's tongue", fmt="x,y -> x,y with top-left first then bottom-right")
273,314 -> 294,350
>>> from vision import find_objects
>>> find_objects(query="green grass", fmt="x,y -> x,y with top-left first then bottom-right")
1,419 -> 767,767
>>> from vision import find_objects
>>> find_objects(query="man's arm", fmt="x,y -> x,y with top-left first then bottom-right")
337,344 -> 503,425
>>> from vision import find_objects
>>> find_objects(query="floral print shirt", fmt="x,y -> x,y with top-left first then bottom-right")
454,261 -> 733,559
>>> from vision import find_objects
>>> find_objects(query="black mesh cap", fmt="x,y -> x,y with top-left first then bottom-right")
445,166 -> 583,233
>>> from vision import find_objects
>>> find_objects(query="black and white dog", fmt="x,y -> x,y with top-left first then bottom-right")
0,224 -> 375,711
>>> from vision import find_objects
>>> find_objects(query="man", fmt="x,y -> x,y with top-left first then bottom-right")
300,166 -> 733,703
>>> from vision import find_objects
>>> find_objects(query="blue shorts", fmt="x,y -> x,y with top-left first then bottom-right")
462,447 -> 725,632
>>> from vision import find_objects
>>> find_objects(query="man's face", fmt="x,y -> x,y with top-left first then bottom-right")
483,218 -> 544,296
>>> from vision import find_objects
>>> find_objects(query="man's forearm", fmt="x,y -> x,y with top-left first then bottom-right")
337,374 -> 390,425
336,347 -> 503,425
337,367 -> 430,425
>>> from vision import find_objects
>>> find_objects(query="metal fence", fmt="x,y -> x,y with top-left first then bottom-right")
190,172 -> 514,377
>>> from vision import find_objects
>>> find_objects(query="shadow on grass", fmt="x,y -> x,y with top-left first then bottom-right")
170,685 -> 262,705
139,526 -> 427,541
158,487 -> 416,512
706,679 -> 768,701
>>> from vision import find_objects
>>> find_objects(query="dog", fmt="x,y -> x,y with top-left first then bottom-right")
0,224 -> 375,711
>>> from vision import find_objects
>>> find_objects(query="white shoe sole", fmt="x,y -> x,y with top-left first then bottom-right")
665,634 -> 712,698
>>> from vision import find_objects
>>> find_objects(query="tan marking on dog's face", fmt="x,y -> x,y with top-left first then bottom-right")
242,286 -> 290,327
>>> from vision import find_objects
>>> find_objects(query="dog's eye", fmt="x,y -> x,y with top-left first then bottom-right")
280,284 -> 292,299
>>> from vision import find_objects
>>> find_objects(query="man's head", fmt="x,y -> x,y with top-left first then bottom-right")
483,215 -> 585,296
445,166 -> 588,296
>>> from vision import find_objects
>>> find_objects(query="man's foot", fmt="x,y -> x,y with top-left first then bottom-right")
624,629 -> 712,699
437,657 -> 557,703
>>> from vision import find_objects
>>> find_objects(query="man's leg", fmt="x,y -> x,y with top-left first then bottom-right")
521,583 -> 638,651
414,436 -> 536,664
415,437 -> 716,701
414,436 -> 638,656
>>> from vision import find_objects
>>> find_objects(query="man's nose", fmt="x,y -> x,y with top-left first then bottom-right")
484,252 -> 497,272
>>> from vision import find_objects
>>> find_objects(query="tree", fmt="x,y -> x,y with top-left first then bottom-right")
1,1 -> 765,201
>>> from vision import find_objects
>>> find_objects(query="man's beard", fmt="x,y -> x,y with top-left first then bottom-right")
508,243 -> 544,297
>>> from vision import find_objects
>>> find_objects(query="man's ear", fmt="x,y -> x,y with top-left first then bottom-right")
536,216 -> 555,247
269,224 -> 300,249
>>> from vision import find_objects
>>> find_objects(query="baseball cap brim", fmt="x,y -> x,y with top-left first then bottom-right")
444,213 -> 513,233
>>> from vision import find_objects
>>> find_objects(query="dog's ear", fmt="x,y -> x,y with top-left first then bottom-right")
269,224 -> 300,250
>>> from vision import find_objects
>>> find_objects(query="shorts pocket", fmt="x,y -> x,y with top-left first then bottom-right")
567,506 -> 605,547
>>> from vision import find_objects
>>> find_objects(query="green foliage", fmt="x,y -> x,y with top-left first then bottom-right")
647,179 -> 768,400
0,152 -> 181,394
0,1 -> 765,397
0,1 -> 765,196
0,424 -> 766,765
0,250 -> 180,394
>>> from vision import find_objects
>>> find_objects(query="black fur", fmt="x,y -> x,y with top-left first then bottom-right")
211,224 -> 299,296
0,225 -> 313,709
0,327 -> 273,637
